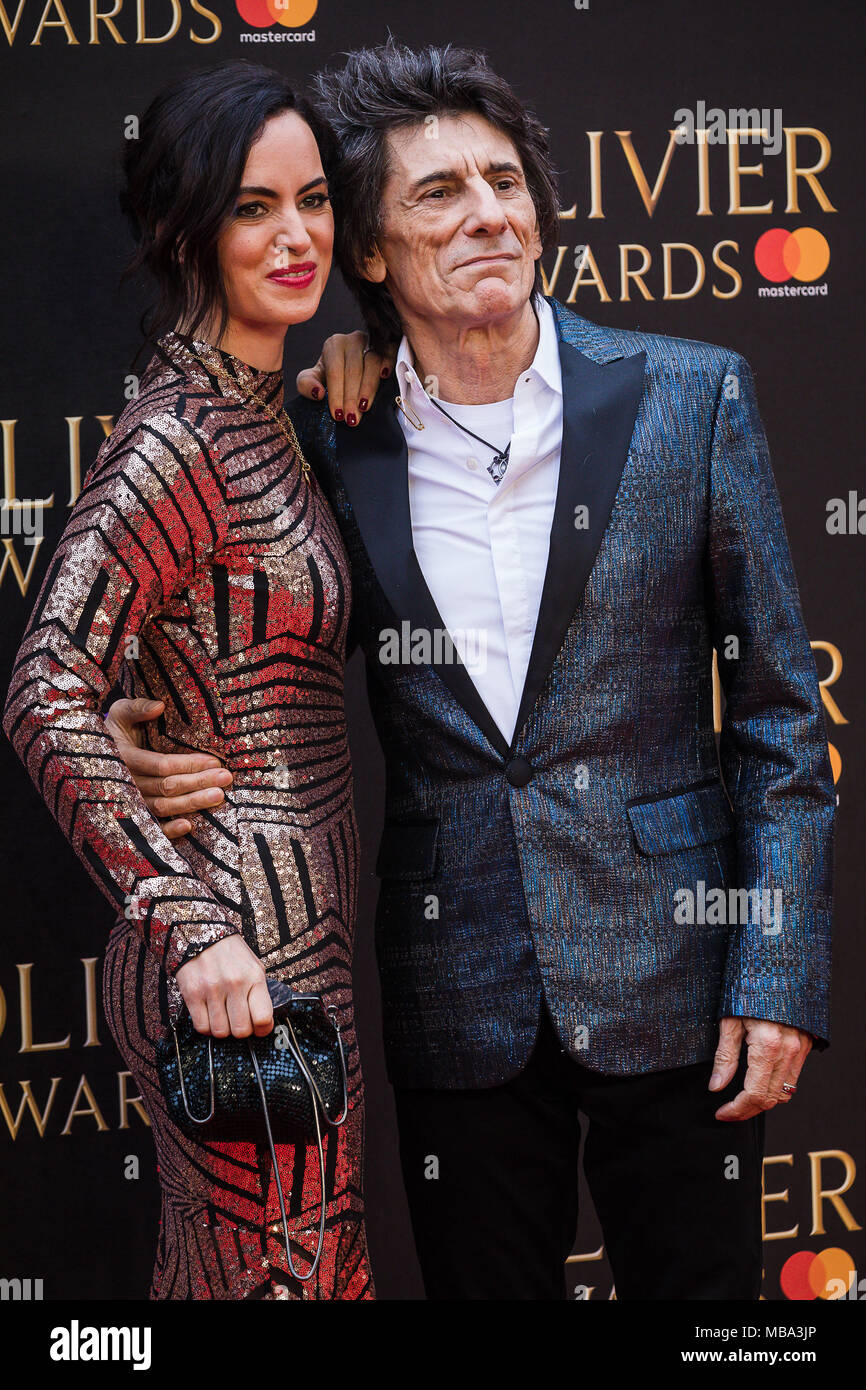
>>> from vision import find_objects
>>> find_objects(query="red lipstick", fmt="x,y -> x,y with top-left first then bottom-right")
267,262 -> 316,289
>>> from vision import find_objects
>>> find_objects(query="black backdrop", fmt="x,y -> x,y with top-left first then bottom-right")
1,0 -> 863,1303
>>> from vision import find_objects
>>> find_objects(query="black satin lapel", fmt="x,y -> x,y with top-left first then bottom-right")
333,376 -> 412,616
336,382 -> 511,760
510,338 -> 647,747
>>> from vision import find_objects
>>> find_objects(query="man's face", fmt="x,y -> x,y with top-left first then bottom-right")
364,111 -> 543,332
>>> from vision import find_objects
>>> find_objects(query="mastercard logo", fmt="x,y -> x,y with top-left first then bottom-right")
754,227 -> 830,283
780,1246 -> 856,1299
236,0 -> 318,26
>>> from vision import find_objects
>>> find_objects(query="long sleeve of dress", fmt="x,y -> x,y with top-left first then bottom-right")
2,408 -> 243,976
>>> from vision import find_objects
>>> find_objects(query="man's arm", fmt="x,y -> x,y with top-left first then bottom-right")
705,351 -> 836,1045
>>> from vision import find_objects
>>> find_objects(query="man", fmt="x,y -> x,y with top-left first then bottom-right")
107,41 -> 834,1299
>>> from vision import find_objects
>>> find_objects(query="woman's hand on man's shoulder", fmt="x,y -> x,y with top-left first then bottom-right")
295,330 -> 398,427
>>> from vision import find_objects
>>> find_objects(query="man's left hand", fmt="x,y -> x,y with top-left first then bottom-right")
709,1016 -> 812,1121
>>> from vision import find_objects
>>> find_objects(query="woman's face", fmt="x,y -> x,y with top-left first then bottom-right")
217,109 -> 333,332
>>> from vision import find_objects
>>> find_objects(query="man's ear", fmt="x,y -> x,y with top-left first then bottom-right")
360,243 -> 387,284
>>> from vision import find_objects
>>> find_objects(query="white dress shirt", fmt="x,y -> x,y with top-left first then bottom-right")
394,294 -> 564,745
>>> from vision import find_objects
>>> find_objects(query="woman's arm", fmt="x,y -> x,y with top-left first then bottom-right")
3,409 -> 246,980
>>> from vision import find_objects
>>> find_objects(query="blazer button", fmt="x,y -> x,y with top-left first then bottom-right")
505,756 -> 534,787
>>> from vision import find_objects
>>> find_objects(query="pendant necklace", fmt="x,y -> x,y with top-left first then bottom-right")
428,397 -> 511,485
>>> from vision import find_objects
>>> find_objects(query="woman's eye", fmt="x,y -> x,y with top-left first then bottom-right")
236,201 -> 267,218
301,193 -> 330,209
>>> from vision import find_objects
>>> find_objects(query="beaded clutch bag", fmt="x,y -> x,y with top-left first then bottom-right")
156,976 -> 347,1282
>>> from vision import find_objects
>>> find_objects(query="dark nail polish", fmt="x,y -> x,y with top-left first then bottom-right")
311,386 -> 321,399
334,408 -> 344,421
347,412 -> 357,427
381,367 -> 390,378
359,397 -> 369,411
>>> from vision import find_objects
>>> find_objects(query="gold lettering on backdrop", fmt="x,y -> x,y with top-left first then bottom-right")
0,416 -> 24,493
67,415 -> 114,506
89,0 -> 124,43
712,649 -> 722,732
711,241 -> 742,298
662,242 -> 705,299
539,246 -> 570,298
565,245 -> 611,303
136,0 -> 180,43
188,0 -> 219,43
0,1077 -> 62,1138
18,963 -> 71,1053
615,130 -> 681,217
0,419 -> 55,596
586,132 -> 603,218
761,1154 -> 799,1240
619,244 -> 653,301
566,1242 -> 605,1263
82,957 -> 100,1047
545,126 -> 835,220
727,130 -> 773,215
61,1074 -> 109,1132
809,1150 -> 861,1236
554,131 -> 602,220
811,641 -> 848,725
0,1073 -> 154,1135
784,129 -> 837,214
695,132 -> 711,216
118,1071 -> 151,1129
31,0 -> 78,44
1,0 -> 222,45
8,959 -> 104,1050
0,0 -> 27,42
0,537 -> 44,596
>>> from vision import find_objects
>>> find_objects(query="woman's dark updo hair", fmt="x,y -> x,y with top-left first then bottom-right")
120,60 -> 336,361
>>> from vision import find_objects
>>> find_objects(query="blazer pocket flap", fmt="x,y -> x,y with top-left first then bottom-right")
626,782 -> 734,855
375,821 -> 440,880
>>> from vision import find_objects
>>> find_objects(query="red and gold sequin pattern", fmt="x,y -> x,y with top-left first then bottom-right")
4,332 -> 372,1300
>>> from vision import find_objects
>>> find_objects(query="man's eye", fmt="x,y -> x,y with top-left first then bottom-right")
496,179 -> 517,191
236,201 -> 267,218
424,188 -> 448,200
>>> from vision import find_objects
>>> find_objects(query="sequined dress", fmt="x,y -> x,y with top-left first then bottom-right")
3,332 -> 372,1300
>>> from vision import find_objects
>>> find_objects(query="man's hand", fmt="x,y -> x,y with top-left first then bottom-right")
296,331 -> 397,426
710,1016 -> 812,1120
104,697 -> 232,839
175,933 -> 273,1038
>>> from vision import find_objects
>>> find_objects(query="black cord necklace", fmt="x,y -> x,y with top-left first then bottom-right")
429,397 -> 512,484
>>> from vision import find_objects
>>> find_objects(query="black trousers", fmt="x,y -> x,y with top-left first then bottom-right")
394,998 -> 765,1300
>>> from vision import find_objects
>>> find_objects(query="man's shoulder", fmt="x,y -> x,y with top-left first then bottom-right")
545,296 -> 740,376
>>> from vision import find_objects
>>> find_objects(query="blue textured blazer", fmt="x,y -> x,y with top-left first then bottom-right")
291,295 -> 835,1090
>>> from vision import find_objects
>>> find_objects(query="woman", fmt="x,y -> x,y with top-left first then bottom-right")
3,61 -> 384,1301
